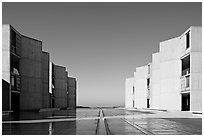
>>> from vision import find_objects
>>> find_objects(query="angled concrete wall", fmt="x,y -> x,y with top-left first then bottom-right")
125,77 -> 134,108
68,77 -> 77,109
189,27 -> 202,111
159,37 -> 181,110
2,25 -> 11,111
66,72 -> 69,107
54,65 -> 67,108
151,52 -> 161,109
20,35 -> 43,110
42,51 -> 50,108
134,65 -> 148,108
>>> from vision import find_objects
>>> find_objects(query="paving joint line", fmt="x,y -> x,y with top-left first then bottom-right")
2,117 -> 99,124
123,118 -> 154,135
101,109 -> 111,135
95,109 -> 101,135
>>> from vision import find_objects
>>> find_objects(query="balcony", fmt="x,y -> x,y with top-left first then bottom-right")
182,68 -> 190,76
181,75 -> 190,92
11,74 -> 21,91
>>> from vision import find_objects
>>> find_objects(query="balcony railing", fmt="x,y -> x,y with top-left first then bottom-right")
11,74 -> 21,91
182,68 -> 190,76
181,76 -> 190,92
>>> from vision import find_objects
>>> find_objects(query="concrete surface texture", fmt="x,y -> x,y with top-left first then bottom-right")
125,77 -> 134,108
42,51 -> 51,108
188,27 -> 202,111
159,37 -> 181,110
2,25 -> 11,111
134,65 -> 148,108
54,65 -> 67,108
68,77 -> 77,109
151,52 -> 161,109
20,35 -> 43,110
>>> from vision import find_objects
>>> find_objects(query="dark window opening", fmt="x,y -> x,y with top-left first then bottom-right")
182,93 -> 190,111
147,99 -> 150,108
147,78 -> 150,89
133,100 -> 134,108
181,55 -> 190,76
186,31 -> 190,49
10,29 -> 21,56
11,92 -> 20,111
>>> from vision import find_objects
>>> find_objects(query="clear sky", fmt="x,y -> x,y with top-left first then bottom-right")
2,2 -> 201,107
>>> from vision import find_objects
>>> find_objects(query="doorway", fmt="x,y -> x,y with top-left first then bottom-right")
147,99 -> 150,108
182,93 -> 190,111
11,92 -> 20,111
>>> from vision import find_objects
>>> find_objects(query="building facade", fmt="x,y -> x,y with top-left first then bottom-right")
68,77 -> 77,109
2,24 -> 77,111
125,26 -> 202,112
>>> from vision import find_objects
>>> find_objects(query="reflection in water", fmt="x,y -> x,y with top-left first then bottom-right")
2,109 -> 78,135
48,122 -> 53,135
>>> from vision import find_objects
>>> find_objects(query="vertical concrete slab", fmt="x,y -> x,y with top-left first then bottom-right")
151,52 -> 161,109
159,37 -> 181,110
20,36 -> 43,110
65,72 -> 69,107
2,25 -> 11,111
42,51 -> 50,108
134,65 -> 148,108
54,65 -> 67,108
190,27 -> 202,111
125,77 -> 134,108
68,77 -> 77,109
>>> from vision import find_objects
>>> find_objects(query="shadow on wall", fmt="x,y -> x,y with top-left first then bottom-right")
2,79 -> 10,111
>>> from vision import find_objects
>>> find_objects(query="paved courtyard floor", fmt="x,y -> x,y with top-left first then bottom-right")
2,108 -> 202,135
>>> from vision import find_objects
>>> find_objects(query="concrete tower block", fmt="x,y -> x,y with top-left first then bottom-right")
20,36 -> 43,110
42,51 -> 50,108
68,77 -> 77,109
125,77 -> 134,108
54,65 -> 67,108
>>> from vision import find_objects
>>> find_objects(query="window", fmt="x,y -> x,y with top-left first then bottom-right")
186,31 -> 190,49
133,86 -> 134,94
147,78 -> 150,89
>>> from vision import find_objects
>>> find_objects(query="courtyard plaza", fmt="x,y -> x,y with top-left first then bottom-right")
2,108 -> 202,135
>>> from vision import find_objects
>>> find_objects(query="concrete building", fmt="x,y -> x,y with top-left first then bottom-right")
180,26 -> 202,112
20,35 -> 43,110
151,53 -> 161,109
134,65 -> 148,108
2,25 -> 21,111
53,64 -> 67,108
2,24 -> 77,111
125,26 -> 202,112
68,77 -> 77,109
125,77 -> 134,108
42,51 -> 51,108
